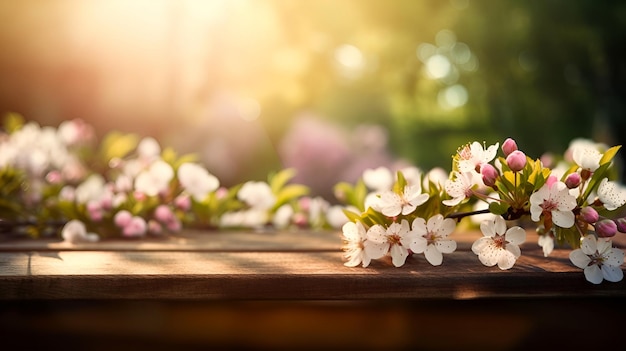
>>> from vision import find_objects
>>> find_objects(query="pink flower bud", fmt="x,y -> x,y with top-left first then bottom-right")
615,218 -> 626,233
122,216 -> 147,238
580,206 -> 599,224
595,219 -> 617,238
502,138 -> 518,157
174,195 -> 191,211
114,210 -> 132,228
480,164 -> 498,187
166,217 -> 182,232
506,150 -> 527,172
45,171 -> 63,184
148,220 -> 163,234
154,205 -> 174,223
545,175 -> 558,188
564,173 -> 581,189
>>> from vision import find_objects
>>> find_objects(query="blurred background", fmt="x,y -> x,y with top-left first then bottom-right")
1,0 -> 625,199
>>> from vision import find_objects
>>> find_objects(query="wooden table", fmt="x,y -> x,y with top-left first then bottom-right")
1,229 -> 625,350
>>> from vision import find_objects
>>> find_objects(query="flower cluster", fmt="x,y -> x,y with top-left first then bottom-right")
2,113 -> 625,285
338,138 -> 626,284
0,113 -> 341,243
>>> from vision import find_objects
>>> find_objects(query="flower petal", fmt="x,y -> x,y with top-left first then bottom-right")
380,192 -> 402,217
580,235 -> 597,255
471,237 -> 490,254
494,216 -> 507,235
569,249 -> 591,269
364,241 -> 388,260
505,226 -> 526,245
427,214 -> 444,232
409,236 -> 427,254
424,245 -> 443,266
497,248 -> 517,270
410,217 -> 427,236
480,220 -> 496,238
604,248 -> 625,267
436,218 -> 456,237
601,265 -> 624,282
436,239 -> 457,254
505,243 -> 521,259
552,210 -> 575,228
366,225 -> 387,244
390,244 -> 409,267
477,242 -> 499,267
584,265 -> 604,284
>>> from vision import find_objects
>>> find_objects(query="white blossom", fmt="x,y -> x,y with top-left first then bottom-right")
238,181 -> 276,210
569,235 -> 624,284
61,220 -> 99,243
177,163 -> 220,201
471,216 -> 526,270
457,141 -> 499,173
134,160 -> 174,197
529,181 -> 576,228
362,166 -> 393,191
342,221 -> 370,267
378,185 -> 429,217
597,178 -> 626,211
410,214 -> 457,266
364,220 -> 417,267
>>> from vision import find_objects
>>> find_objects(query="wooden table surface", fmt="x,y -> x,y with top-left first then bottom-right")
1,228 -> 625,300
1,229 -> 625,350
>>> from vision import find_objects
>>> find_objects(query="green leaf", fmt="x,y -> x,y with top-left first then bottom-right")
342,209 -> 362,223
99,132 -> 139,162
580,162 -> 612,206
333,180 -> 367,212
3,112 -> 25,133
393,171 -> 408,194
599,145 -> 621,166
489,201 -> 509,215
273,184 -> 310,210
269,168 -> 297,194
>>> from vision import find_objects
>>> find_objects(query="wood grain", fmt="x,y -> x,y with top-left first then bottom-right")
1,229 -> 625,300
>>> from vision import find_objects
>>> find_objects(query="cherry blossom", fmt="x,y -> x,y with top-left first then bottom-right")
572,143 -> 602,172
378,185 -> 429,217
177,162 -> 220,201
442,171 -> 475,206
569,235 -> 624,284
134,160 -> 174,197
529,181 -> 576,229
238,181 -> 276,210
61,219 -> 99,243
362,166 -> 393,191
137,137 -> 161,162
537,233 -> 554,257
341,221 -> 370,267
409,214 -> 457,266
471,216 -> 526,270
457,141 -> 499,173
364,220 -> 417,267
597,178 -> 626,211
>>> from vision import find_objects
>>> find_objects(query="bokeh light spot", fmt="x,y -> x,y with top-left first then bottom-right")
426,54 -> 452,79
438,84 -> 468,110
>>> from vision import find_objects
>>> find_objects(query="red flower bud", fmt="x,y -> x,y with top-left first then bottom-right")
596,219 -> 617,238
615,217 -> 626,233
580,206 -> 599,224
564,172 -> 582,189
